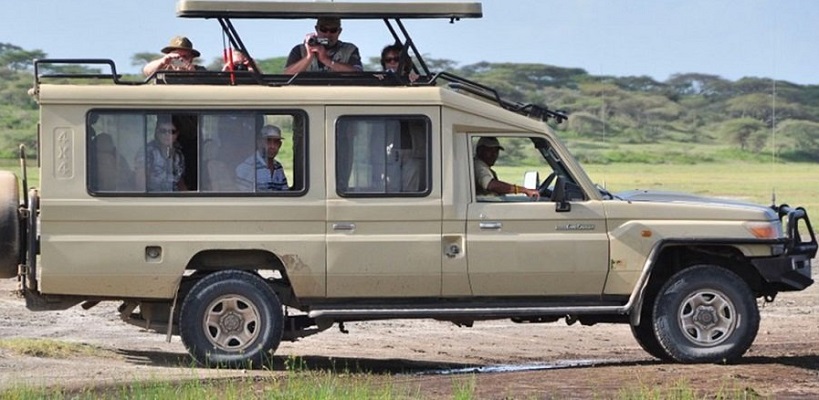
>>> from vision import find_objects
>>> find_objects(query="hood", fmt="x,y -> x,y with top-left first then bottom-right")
614,189 -> 778,219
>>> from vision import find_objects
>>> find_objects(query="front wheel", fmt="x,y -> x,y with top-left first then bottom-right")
653,265 -> 759,363
179,270 -> 283,368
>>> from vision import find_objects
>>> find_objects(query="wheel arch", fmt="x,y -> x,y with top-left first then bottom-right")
630,240 -> 764,325
183,249 -> 297,306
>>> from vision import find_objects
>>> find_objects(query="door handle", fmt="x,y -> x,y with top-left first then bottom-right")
332,222 -> 356,231
479,221 -> 502,230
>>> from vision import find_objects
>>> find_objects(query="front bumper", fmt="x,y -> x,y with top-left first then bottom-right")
751,205 -> 817,291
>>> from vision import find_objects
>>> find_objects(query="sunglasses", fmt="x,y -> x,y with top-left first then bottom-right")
383,56 -> 400,63
317,26 -> 340,34
157,128 -> 178,135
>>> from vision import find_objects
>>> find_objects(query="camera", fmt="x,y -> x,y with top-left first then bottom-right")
232,63 -> 248,71
307,37 -> 330,47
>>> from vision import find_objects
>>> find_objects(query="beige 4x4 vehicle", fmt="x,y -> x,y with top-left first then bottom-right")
1,0 -> 816,368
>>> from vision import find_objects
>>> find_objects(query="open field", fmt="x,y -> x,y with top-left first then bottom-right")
493,162 -> 819,217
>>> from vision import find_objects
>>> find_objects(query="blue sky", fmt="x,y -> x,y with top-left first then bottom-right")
2,0 -> 816,84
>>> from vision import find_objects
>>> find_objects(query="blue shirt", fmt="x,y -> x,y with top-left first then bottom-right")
235,152 -> 288,192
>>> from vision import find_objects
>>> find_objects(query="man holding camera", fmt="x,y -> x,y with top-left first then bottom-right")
143,36 -> 206,77
284,17 -> 362,74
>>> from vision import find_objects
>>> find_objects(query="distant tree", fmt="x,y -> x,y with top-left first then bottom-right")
720,118 -> 766,151
777,119 -> 819,153
568,111 -> 608,137
254,57 -> 287,73
131,52 -> 161,67
0,43 -> 46,71
612,75 -> 666,94
666,73 -> 733,99
423,56 -> 459,72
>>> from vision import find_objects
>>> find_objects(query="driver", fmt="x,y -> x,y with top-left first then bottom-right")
474,137 -> 539,199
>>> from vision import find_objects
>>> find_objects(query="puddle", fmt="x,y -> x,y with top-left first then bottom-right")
417,359 -> 621,376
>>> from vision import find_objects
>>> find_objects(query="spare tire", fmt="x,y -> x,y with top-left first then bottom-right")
0,171 -> 20,278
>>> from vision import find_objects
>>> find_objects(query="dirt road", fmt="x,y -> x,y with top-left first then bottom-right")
0,269 -> 817,399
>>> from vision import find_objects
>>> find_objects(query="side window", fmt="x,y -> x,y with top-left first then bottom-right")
471,136 -> 558,201
88,110 -> 306,195
203,112 -> 305,194
87,112 -> 142,193
133,113 -> 196,192
335,116 -> 430,197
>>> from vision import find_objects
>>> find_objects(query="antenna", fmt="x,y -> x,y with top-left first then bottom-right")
770,77 -> 777,207
768,9 -> 778,208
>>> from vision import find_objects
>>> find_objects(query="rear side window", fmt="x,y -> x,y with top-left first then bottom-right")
335,116 -> 431,197
87,110 -> 306,195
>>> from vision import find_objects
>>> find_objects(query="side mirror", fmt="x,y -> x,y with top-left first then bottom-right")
552,177 -> 585,212
523,171 -> 539,190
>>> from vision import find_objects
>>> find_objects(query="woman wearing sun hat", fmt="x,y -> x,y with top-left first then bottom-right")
142,36 -> 206,76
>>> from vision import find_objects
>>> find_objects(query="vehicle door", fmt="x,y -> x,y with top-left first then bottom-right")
325,107 -> 443,297
465,135 -> 610,296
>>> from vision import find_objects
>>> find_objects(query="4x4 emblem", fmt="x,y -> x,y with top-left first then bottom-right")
555,223 -> 595,231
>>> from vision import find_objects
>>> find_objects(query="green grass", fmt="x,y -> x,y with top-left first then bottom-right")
0,371 -> 764,400
0,338 -> 108,359
617,378 -> 763,400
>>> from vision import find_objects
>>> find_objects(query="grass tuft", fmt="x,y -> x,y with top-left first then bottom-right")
0,338 -> 107,359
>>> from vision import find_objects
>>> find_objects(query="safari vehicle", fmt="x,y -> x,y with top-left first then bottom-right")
1,0 -> 816,368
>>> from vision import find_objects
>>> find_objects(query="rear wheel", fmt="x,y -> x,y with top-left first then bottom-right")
653,265 -> 759,363
0,171 -> 20,278
179,270 -> 283,368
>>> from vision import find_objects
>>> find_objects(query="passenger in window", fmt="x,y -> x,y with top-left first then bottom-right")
143,36 -> 206,76
474,137 -> 539,199
380,44 -> 419,82
235,125 -> 289,192
284,17 -> 362,74
135,116 -> 187,192
222,49 -> 254,72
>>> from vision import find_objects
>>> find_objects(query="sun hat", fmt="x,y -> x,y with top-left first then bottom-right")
161,36 -> 201,57
261,125 -> 283,140
477,136 -> 504,151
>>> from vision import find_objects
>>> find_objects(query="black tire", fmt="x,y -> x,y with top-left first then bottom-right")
630,317 -> 671,361
0,171 -> 20,279
653,265 -> 759,363
179,270 -> 283,368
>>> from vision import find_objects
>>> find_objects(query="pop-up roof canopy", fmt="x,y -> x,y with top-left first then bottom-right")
176,1 -> 482,20
34,1 -> 565,123
174,1 -> 482,84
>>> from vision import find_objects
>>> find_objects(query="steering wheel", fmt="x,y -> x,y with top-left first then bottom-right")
538,172 -> 557,198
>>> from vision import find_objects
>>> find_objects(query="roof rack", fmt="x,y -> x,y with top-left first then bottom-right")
433,72 -> 567,123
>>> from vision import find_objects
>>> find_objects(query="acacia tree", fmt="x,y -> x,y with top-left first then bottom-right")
721,118 -> 766,151
0,43 -> 46,71
777,119 -> 819,153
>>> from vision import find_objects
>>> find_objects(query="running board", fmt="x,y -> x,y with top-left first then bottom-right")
308,304 -> 629,320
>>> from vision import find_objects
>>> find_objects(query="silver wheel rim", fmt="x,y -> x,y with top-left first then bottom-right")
678,289 -> 737,346
202,294 -> 261,352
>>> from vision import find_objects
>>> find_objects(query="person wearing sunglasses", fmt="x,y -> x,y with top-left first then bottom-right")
380,44 -> 419,83
135,115 -> 187,192
284,17 -> 362,74
143,36 -> 206,77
